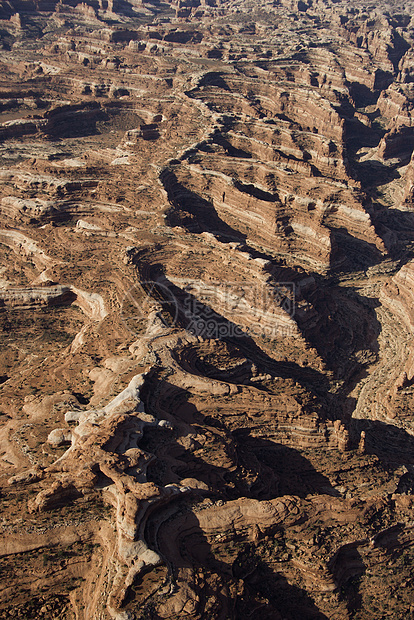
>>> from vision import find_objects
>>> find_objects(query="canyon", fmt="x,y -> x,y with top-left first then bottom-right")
0,0 -> 414,618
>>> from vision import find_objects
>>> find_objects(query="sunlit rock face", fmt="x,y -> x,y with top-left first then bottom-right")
1,0 -> 414,619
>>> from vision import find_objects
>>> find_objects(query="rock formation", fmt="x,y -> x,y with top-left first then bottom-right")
0,0 -> 414,619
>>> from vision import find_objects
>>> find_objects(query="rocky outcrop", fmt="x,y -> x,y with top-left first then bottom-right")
1,1 -> 414,619
28,373 -> 179,616
381,260 -> 414,332
0,284 -> 106,319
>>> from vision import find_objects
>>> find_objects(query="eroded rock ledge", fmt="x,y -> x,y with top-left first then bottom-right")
1,0 -> 414,619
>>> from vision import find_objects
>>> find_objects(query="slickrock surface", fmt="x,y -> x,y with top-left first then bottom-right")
1,0 -> 414,618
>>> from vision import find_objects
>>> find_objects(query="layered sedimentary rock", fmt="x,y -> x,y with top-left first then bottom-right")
1,0 -> 414,619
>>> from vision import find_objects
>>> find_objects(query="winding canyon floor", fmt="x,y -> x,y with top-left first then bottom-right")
1,0 -> 414,618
